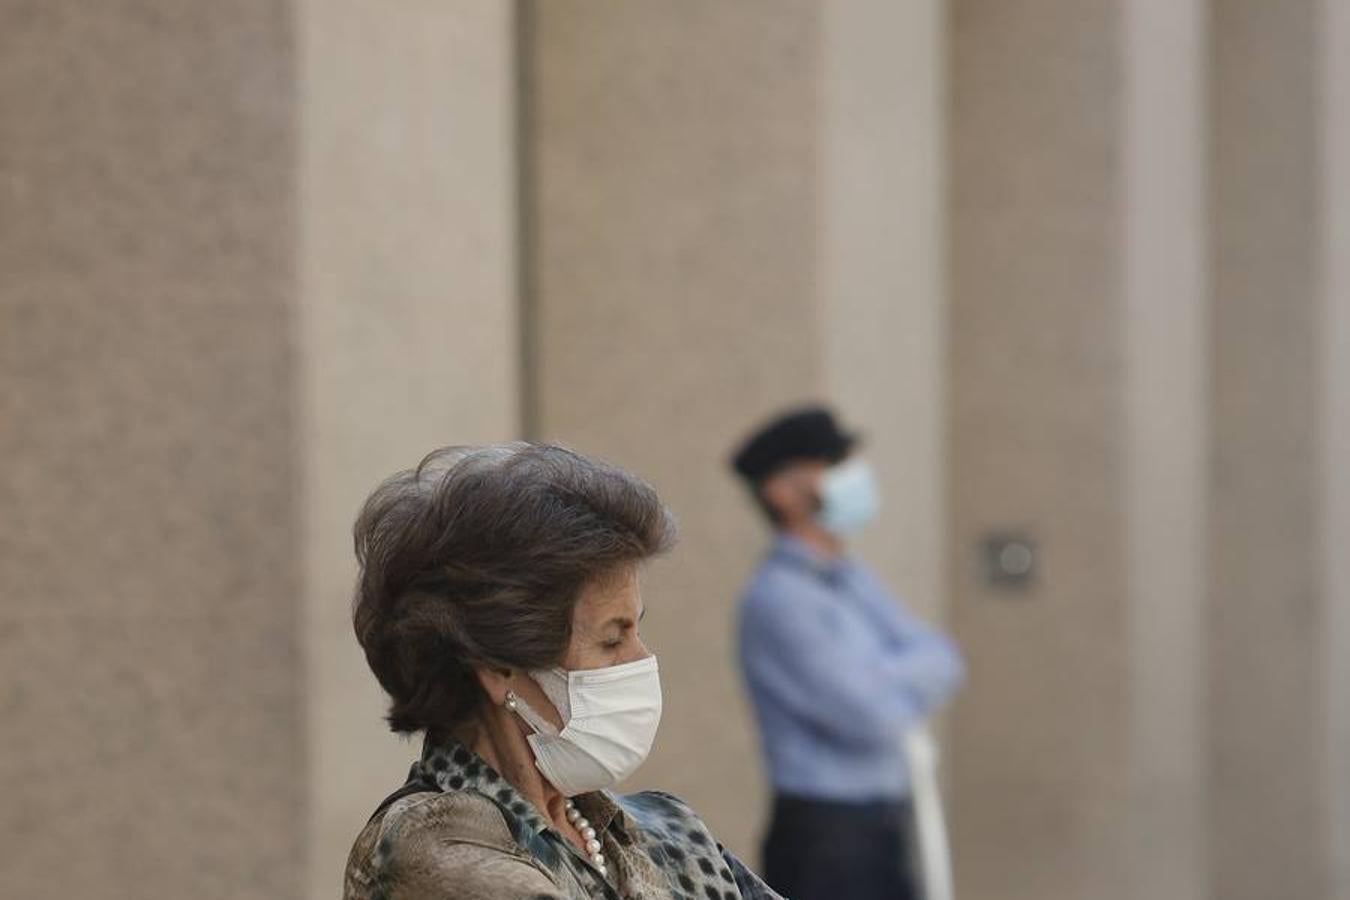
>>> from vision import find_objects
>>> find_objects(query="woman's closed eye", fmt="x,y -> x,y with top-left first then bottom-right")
602,625 -> 638,650
600,608 -> 646,650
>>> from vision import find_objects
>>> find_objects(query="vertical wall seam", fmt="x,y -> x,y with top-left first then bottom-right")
1320,0 -> 1350,893
1123,0 -> 1208,896
515,0 -> 539,441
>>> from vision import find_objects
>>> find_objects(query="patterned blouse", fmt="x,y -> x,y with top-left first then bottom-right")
344,737 -> 785,900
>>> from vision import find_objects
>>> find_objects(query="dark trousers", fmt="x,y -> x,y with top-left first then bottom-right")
762,794 -> 917,900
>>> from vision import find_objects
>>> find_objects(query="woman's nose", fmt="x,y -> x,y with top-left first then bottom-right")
622,637 -> 652,664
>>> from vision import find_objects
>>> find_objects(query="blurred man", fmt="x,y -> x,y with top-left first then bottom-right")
730,406 -> 964,900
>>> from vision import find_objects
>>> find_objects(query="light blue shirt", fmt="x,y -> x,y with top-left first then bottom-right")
737,534 -> 964,801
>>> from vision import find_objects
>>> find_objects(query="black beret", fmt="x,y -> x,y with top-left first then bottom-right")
730,406 -> 858,482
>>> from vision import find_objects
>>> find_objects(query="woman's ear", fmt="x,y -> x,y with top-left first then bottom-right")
475,665 -> 513,706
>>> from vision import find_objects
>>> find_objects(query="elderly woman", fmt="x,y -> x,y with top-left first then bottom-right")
343,444 -> 783,900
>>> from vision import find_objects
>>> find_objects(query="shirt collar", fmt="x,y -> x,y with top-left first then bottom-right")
770,532 -> 850,580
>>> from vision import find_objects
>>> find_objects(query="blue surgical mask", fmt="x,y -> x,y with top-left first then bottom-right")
816,458 -> 881,535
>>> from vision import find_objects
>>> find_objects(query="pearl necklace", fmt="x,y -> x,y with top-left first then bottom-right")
564,799 -> 608,878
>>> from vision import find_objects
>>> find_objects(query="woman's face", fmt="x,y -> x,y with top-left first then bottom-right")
485,565 -> 652,733
560,565 -> 650,671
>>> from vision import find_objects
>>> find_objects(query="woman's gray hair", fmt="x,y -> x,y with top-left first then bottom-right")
352,442 -> 676,737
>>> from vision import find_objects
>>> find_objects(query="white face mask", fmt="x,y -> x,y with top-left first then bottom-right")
508,655 -> 662,797
816,458 -> 882,536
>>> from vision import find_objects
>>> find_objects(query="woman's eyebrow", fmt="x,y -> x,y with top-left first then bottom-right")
602,611 -> 643,630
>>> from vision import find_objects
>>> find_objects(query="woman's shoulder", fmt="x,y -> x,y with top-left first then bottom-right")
345,790 -> 560,900
348,789 -> 516,873
614,789 -> 701,823
614,791 -> 786,900
613,790 -> 725,855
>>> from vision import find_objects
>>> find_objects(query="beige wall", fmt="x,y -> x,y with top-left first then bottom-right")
948,2 -> 1130,899
949,2 -> 1348,899
1123,0 -> 1207,896
0,3 -> 301,898
1207,3 -> 1326,898
10,4 -> 1350,900
1322,1 -> 1350,894
297,2 -> 519,899
823,0 -> 947,623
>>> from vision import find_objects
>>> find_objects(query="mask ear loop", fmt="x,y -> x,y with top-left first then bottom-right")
505,689 -> 561,737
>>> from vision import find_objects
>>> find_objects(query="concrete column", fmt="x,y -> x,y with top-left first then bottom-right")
0,3 -> 301,898
822,0 -> 947,623
525,0 -> 823,857
296,3 -> 519,899
948,3 -> 1129,899
1323,0 -> 1350,894
1122,0 -> 1208,896
1206,3 -> 1326,898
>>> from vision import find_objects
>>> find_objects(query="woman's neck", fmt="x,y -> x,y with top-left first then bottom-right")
454,706 -> 570,830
